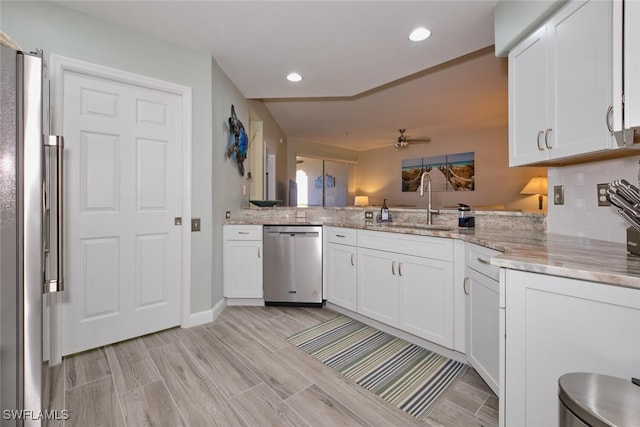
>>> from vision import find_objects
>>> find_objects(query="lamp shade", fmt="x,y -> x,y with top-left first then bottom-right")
520,177 -> 548,195
354,195 -> 369,206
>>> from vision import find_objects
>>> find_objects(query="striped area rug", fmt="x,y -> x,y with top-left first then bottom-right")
287,315 -> 466,421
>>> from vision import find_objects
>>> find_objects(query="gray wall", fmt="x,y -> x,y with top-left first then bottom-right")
248,100 -> 289,203
2,1 -> 217,313
494,0 -> 568,56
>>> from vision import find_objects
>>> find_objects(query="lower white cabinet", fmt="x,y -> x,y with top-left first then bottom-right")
356,230 -> 454,349
326,241 -> 357,311
357,247 -> 398,326
465,243 -> 501,395
398,254 -> 453,346
500,269 -> 640,427
223,225 -> 263,299
466,268 -> 499,395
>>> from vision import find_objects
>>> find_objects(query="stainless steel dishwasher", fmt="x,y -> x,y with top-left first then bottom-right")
263,225 -> 323,306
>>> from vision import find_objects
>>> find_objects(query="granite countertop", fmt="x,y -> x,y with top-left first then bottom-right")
225,218 -> 640,290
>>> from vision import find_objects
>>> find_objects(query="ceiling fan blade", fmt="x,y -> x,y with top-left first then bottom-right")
394,129 -> 430,148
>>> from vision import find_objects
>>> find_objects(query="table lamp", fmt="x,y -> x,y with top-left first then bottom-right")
520,177 -> 548,210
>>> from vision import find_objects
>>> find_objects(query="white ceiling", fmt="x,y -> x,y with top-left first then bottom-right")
56,0 -> 503,151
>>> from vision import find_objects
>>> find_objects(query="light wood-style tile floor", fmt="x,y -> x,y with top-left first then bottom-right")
47,306 -> 498,426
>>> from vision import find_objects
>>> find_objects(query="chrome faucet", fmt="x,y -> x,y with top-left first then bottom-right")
419,171 -> 440,225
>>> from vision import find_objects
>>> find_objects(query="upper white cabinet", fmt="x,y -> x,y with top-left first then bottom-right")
509,0 -> 620,166
625,0 -> 640,130
223,225 -> 263,299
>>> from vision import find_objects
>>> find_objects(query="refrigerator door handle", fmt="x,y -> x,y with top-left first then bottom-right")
44,134 -> 64,293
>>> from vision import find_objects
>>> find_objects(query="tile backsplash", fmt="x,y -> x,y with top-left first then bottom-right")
547,156 -> 640,243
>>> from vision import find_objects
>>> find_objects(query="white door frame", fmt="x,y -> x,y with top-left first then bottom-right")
48,55 -> 192,363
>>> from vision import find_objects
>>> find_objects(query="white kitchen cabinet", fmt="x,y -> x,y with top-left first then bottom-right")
223,225 -> 263,299
500,269 -> 640,427
625,0 -> 640,130
357,247 -> 398,326
398,254 -> 453,348
509,26 -> 549,166
356,230 -> 454,348
465,243 -> 501,396
509,0 -> 618,166
325,227 -> 357,311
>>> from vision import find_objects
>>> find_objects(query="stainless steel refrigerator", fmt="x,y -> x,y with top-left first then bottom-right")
1,45 -> 63,426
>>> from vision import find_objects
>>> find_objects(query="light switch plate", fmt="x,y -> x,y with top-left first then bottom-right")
296,210 -> 306,218
597,183 -> 611,206
553,186 -> 564,205
225,211 -> 231,219
191,218 -> 201,232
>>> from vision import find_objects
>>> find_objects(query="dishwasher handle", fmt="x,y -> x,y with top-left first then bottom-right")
276,231 -> 319,237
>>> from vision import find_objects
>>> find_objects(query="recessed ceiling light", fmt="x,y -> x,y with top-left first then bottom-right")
409,27 -> 431,42
286,72 -> 302,82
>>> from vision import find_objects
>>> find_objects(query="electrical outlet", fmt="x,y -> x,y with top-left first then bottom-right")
553,186 -> 564,205
597,183 -> 611,207
191,218 -> 201,232
296,210 -> 306,218
364,211 -> 374,219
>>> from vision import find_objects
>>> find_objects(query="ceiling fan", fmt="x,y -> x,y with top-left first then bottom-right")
395,128 -> 431,149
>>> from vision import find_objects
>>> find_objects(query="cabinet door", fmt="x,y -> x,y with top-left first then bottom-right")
466,268 -> 499,395
509,26 -> 549,166
626,0 -> 640,129
357,247 -> 398,327
398,254 -> 453,348
326,242 -> 357,311
549,0 -> 614,158
223,240 -> 263,298
503,270 -> 640,427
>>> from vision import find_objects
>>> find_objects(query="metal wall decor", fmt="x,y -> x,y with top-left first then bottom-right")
226,104 -> 248,176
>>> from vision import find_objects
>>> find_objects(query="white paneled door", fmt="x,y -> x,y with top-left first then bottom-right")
62,70 -> 183,355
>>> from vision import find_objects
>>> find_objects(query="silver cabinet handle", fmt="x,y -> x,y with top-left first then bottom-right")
544,128 -> 552,149
606,105 -> 614,132
336,234 -> 346,238
398,261 -> 403,277
238,231 -> 250,235
477,257 -> 490,265
391,261 -> 396,275
44,135 -> 64,293
257,246 -> 261,258
351,253 -> 354,266
537,130 -> 544,151
463,277 -> 470,295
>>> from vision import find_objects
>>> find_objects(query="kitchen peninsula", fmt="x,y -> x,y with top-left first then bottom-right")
224,206 -> 640,426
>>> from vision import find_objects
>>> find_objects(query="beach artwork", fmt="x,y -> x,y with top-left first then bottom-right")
402,152 -> 475,192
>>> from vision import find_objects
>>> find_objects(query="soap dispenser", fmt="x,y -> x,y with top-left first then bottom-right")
381,199 -> 390,221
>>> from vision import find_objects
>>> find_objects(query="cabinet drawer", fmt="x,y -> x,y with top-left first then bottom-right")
466,243 -> 501,281
325,226 -> 357,245
224,225 -> 262,241
357,230 -> 453,261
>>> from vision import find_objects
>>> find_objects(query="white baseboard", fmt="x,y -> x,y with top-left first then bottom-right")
225,298 -> 265,306
181,299 -> 226,328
